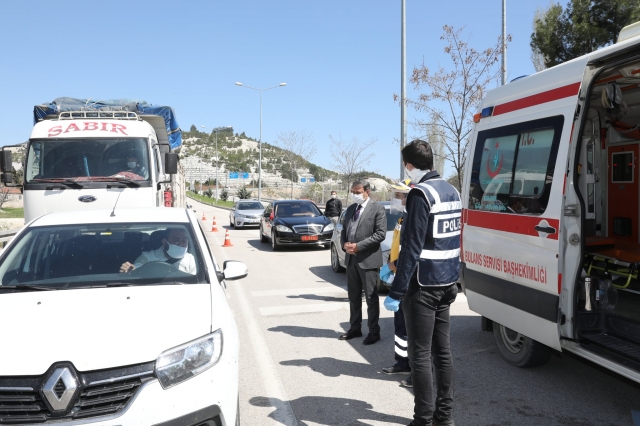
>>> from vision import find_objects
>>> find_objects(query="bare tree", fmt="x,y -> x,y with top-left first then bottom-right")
329,135 -> 376,201
399,25 -> 509,191
275,130 -> 317,198
530,6 -> 548,72
415,122 -> 446,177
0,186 -> 11,210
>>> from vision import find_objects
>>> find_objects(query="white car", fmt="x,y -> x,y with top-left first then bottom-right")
229,200 -> 265,229
0,208 -> 244,425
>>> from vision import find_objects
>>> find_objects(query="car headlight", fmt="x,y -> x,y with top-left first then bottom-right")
276,225 -> 293,232
155,330 -> 223,389
324,223 -> 335,232
236,214 -> 245,219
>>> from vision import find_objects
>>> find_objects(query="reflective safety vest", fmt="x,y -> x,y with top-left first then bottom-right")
412,179 -> 461,287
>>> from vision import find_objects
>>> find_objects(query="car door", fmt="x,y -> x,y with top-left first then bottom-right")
462,114 -> 571,351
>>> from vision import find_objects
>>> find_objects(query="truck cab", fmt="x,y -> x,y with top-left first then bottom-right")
1,103 -> 185,223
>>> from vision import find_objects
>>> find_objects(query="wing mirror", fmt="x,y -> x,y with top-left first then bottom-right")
217,260 -> 248,282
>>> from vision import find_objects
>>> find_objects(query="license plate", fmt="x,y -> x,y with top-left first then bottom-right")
301,235 -> 318,241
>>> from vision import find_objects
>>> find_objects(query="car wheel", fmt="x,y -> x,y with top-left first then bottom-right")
271,230 -> 280,251
260,226 -> 268,243
493,322 -> 551,368
331,244 -> 345,273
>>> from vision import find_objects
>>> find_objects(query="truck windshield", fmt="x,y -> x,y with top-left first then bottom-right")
0,222 -> 205,289
25,138 -> 150,183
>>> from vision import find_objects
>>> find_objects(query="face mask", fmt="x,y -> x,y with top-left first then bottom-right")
390,197 -> 403,215
351,193 -> 365,205
165,242 -> 187,259
128,162 -> 137,169
405,166 -> 428,183
331,194 -> 337,199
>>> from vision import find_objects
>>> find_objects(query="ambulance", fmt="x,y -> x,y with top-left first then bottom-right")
460,21 -> 640,382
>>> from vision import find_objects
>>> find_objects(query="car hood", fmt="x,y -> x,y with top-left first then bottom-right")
236,209 -> 264,216
275,216 -> 330,227
0,284 -> 212,375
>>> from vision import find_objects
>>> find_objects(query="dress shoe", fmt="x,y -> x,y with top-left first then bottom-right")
399,375 -> 413,388
338,330 -> 363,340
362,333 -> 380,345
382,364 -> 411,374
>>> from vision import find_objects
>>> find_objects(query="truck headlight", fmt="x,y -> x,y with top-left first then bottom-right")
324,223 -> 335,232
276,225 -> 293,232
155,330 -> 223,389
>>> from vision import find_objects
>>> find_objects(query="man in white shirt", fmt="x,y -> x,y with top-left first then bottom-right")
119,228 -> 196,274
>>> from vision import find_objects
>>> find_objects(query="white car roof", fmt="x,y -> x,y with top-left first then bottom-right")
30,208 -> 191,227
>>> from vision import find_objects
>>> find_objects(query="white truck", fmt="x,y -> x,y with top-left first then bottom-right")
0,98 -> 186,223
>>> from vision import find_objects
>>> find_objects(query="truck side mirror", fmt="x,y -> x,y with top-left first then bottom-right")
164,153 -> 178,175
0,150 -> 12,173
1,173 -> 13,184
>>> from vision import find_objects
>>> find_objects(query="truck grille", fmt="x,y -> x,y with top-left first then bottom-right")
293,224 -> 324,235
0,363 -> 154,424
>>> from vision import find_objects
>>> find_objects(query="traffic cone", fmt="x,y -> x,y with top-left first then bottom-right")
201,212 -> 207,221
212,216 -> 218,232
222,230 -> 233,247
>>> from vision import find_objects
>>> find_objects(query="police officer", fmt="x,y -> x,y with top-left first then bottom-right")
384,140 -> 460,426
381,180 -> 413,384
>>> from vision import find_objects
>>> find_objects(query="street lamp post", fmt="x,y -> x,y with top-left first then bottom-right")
201,125 -> 232,203
235,82 -> 286,203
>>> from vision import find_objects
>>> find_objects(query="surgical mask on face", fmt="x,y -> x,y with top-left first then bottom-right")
390,197 -> 403,215
165,243 -> 187,259
127,162 -> 137,169
405,166 -> 428,183
331,194 -> 337,199
351,193 -> 365,205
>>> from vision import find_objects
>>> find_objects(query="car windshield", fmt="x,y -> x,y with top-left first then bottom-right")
386,210 -> 402,231
238,202 -> 263,210
25,138 -> 150,183
0,222 -> 205,290
275,202 -> 321,217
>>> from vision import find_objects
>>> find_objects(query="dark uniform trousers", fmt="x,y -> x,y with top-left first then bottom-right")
394,304 -> 410,369
346,255 -> 380,335
403,277 -> 458,424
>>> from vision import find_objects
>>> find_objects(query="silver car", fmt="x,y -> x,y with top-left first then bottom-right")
230,200 -> 265,229
330,202 -> 401,291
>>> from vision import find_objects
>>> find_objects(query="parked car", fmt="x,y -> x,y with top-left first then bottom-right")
230,200 -> 265,228
330,201 -> 401,291
259,200 -> 334,251
0,207 -> 245,425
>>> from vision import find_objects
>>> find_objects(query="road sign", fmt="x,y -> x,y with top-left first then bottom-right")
309,178 -> 315,182
300,177 -> 307,183
241,172 -> 250,179
229,172 -> 238,179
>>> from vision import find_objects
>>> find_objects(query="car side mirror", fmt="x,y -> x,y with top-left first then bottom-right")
0,150 -> 12,173
164,152 -> 178,174
231,208 -> 236,211
221,260 -> 248,281
263,212 -> 270,218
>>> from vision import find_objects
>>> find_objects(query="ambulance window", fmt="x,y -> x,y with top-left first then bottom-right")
513,128 -> 555,196
468,115 -> 564,215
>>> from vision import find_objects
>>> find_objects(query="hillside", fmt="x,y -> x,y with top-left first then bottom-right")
180,126 -> 393,190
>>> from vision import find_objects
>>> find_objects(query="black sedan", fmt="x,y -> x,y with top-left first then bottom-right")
260,200 -> 334,251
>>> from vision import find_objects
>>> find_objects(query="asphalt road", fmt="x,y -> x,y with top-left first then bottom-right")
190,200 -> 640,426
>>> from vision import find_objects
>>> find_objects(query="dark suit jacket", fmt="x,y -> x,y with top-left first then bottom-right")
340,200 -> 386,269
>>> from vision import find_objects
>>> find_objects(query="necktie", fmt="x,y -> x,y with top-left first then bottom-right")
353,205 -> 362,221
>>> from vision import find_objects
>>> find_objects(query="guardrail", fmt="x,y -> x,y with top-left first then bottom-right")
0,230 -> 18,249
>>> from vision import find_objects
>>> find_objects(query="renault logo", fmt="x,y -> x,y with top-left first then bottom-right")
42,367 -> 78,412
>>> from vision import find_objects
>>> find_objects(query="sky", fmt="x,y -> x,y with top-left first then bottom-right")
0,0 -> 554,180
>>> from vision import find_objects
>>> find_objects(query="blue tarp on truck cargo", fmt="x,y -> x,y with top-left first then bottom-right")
33,97 -> 183,150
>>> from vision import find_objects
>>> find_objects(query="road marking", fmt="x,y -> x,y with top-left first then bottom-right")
204,215 -> 299,426
252,286 -> 347,297
260,303 -> 347,316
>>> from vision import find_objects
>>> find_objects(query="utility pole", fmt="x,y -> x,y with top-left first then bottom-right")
400,0 -> 407,179
502,0 -> 507,85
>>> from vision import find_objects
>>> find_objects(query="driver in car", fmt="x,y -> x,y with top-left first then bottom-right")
125,155 -> 147,178
119,228 -> 196,274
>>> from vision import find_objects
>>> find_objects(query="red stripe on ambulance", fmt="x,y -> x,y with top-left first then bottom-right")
492,82 -> 581,116
466,209 -> 559,240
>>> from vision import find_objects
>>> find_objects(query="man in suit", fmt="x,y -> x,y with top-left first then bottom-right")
340,179 -> 387,344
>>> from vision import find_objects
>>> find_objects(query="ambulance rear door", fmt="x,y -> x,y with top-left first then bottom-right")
461,64 -> 587,351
